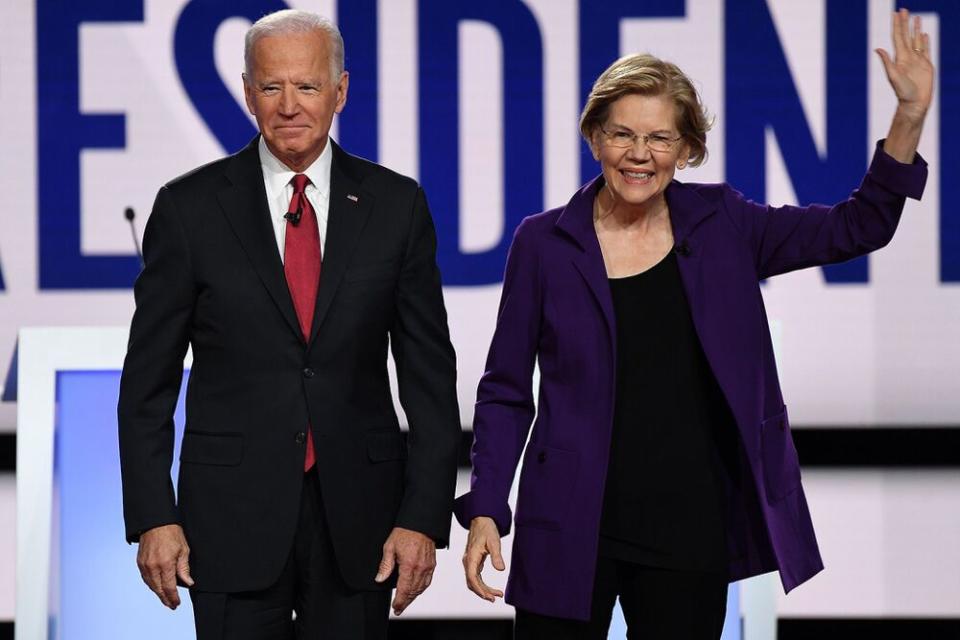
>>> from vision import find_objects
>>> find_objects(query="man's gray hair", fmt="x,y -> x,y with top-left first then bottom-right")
244,9 -> 345,81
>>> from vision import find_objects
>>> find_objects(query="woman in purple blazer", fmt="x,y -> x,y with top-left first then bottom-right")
454,9 -> 933,639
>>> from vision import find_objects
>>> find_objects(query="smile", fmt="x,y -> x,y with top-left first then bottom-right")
621,170 -> 653,182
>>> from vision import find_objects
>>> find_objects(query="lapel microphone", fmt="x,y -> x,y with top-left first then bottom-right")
284,207 -> 302,226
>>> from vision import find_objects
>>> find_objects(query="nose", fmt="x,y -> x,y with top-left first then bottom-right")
626,137 -> 652,162
278,85 -> 300,117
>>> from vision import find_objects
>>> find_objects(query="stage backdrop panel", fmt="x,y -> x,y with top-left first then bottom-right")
1,0 -> 957,434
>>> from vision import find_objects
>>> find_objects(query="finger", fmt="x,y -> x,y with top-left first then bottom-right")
392,588 -> 417,616
897,9 -> 912,58
891,10 -> 905,58
912,15 -> 922,52
464,550 -> 502,601
161,566 -> 181,609
148,569 -> 172,608
875,48 -> 895,77
490,542 -> 506,572
473,571 -> 504,601
463,550 -> 489,599
176,552 -> 195,587
923,33 -> 931,60
392,567 -> 417,615
391,591 -> 407,615
374,545 -> 395,583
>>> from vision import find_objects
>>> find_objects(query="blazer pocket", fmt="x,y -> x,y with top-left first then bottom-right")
180,431 -> 243,467
760,406 -> 802,503
366,431 -> 407,462
514,444 -> 579,531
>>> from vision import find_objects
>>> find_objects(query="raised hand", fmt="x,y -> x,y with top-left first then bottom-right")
876,9 -> 934,118
875,9 -> 934,163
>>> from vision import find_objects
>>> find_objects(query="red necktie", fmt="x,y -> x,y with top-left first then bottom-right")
284,174 -> 320,471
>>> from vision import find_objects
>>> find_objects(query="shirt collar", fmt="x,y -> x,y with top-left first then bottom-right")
258,135 -> 333,198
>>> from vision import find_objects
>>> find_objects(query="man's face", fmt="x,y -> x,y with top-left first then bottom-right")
243,30 -> 348,172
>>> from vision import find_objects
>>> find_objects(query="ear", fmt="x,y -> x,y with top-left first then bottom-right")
334,71 -> 350,114
242,73 -> 257,117
676,143 -> 691,170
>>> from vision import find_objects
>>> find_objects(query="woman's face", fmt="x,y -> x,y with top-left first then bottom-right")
590,93 -> 689,213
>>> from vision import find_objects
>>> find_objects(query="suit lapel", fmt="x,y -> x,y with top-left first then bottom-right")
555,178 -> 616,349
307,142 -> 374,348
217,138 -> 303,342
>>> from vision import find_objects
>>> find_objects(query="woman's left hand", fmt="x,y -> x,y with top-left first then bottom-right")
876,8 -> 934,122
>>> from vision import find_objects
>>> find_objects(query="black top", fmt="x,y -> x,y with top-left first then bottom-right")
598,251 -> 736,572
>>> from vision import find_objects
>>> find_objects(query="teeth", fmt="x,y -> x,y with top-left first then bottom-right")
624,171 -> 652,179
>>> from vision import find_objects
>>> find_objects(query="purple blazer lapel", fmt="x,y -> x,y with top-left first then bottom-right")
552,177 -> 719,351
554,177 -> 616,349
665,180 -> 718,332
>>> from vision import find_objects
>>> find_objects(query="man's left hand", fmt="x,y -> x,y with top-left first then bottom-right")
374,527 -> 436,615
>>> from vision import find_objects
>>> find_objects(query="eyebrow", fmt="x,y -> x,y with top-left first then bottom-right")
257,78 -> 323,87
607,122 -> 675,135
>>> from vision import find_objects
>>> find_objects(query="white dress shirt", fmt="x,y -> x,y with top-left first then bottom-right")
258,136 -> 332,261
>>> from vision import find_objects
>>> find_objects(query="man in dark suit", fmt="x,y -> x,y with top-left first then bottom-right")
118,9 -> 461,639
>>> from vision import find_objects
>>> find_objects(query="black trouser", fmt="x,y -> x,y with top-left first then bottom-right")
514,557 -> 727,640
190,473 -> 390,640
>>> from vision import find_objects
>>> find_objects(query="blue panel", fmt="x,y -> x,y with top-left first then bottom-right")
578,0 -> 686,185
55,370 -> 194,638
36,0 -> 145,289
725,0 -> 870,283
337,0 -> 379,162
901,0 -> 959,282
418,0 -> 544,285
174,0 -> 286,155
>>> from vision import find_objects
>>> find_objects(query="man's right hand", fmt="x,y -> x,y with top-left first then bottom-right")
462,516 -> 506,602
136,523 -> 194,609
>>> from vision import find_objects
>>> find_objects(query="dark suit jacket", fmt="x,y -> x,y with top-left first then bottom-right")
454,142 -> 927,620
119,137 -> 461,594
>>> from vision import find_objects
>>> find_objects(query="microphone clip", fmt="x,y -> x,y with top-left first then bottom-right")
284,207 -> 302,226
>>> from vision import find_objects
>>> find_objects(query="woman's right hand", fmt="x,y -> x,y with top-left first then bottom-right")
462,516 -> 506,602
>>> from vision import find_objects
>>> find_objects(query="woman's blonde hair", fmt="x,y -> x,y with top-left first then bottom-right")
579,54 -> 712,167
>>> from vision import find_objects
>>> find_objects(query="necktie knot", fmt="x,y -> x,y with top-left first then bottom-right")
291,174 -> 310,194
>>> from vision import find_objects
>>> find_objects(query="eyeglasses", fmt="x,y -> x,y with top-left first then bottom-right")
599,127 -> 682,152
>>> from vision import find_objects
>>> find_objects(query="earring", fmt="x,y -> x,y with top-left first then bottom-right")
677,160 -> 686,169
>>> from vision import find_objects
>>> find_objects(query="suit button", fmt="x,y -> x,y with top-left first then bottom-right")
295,431 -> 306,444
537,451 -> 547,463
302,368 -> 315,378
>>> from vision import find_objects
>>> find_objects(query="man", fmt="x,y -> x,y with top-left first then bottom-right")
118,10 -> 461,639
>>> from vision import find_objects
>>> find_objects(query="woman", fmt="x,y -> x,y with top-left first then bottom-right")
454,9 -> 932,639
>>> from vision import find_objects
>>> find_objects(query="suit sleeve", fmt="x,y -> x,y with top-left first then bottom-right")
389,187 -> 462,547
453,218 -> 541,537
735,141 -> 927,280
118,186 -> 195,543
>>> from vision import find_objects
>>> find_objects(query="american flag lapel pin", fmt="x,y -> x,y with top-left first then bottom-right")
346,194 -> 359,203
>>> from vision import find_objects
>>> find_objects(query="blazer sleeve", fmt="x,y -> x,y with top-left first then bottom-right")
117,186 -> 195,543
389,186 -> 462,548
733,140 -> 928,280
453,218 -> 542,537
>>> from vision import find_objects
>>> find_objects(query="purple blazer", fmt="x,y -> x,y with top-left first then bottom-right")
454,142 -> 927,620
